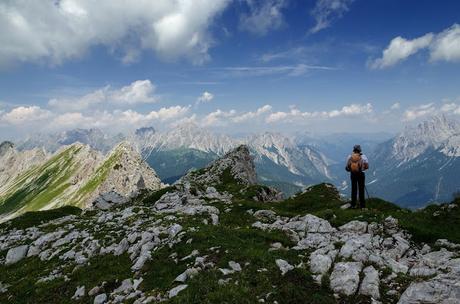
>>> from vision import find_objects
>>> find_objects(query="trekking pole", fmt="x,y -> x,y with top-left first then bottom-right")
364,185 -> 371,200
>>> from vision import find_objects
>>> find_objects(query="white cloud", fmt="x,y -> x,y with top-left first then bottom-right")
232,105 -> 272,122
310,0 -> 354,34
266,103 -> 373,123
371,24 -> 460,69
239,0 -> 287,36
403,103 -> 436,121
440,102 -> 460,114
220,64 -> 335,77
430,24 -> 460,62
370,34 -> 434,69
0,0 -> 230,66
390,102 -> 401,110
49,80 -> 157,111
1,106 -> 51,124
196,91 -> 214,104
201,109 -> 237,126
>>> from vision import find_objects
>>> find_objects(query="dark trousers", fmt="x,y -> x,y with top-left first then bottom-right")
351,172 -> 365,208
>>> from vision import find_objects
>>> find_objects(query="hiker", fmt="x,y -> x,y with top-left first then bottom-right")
345,144 -> 369,209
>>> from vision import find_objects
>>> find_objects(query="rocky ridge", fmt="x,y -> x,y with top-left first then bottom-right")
0,141 -> 162,221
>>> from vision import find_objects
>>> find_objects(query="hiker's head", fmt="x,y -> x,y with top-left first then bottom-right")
353,144 -> 362,153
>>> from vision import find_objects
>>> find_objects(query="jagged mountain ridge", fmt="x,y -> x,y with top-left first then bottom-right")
368,115 -> 460,207
0,142 -> 162,222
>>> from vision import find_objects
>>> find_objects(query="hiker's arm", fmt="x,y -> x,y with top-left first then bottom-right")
362,155 -> 369,170
345,156 -> 351,172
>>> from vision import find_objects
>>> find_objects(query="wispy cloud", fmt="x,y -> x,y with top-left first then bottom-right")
48,80 -> 158,112
310,0 -> 355,34
216,64 -> 336,77
196,91 -> 214,105
239,0 -> 287,36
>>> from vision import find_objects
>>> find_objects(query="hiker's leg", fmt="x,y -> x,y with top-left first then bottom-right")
351,174 -> 357,207
359,172 -> 365,208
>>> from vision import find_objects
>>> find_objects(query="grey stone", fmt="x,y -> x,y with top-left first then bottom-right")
330,262 -> 363,296
5,245 -> 29,265
310,252 -> 332,275
229,261 -> 242,272
168,284 -> 188,298
398,271 -> 460,304
94,293 -> 107,304
360,266 -> 380,299
72,286 -> 85,300
275,259 -> 294,276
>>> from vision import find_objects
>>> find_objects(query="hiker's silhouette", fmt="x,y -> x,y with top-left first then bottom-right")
345,145 -> 369,209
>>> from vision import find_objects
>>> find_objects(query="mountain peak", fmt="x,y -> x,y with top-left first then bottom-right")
393,115 -> 460,161
0,141 -> 14,157
182,144 -> 257,187
135,126 -> 155,136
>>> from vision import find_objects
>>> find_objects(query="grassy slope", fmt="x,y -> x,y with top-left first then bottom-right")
1,167 -> 459,303
70,148 -> 123,208
0,145 -> 84,216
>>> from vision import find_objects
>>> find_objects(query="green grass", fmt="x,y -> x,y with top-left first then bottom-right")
0,253 -> 132,304
71,148 -> 123,207
0,206 -> 81,230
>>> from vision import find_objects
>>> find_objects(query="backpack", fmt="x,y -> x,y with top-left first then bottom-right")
348,153 -> 362,173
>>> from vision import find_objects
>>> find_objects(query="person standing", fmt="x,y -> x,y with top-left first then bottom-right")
345,145 -> 369,209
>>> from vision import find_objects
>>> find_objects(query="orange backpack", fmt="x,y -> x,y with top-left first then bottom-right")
349,153 -> 362,173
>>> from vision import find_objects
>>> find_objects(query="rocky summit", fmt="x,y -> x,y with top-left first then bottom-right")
0,145 -> 459,303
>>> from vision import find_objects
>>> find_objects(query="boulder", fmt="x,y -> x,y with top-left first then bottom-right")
310,253 -> 332,275
5,245 -> 29,265
359,266 -> 380,299
169,284 -> 188,298
330,262 -> 363,296
275,259 -> 294,276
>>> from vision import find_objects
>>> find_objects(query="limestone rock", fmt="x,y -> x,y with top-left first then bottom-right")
275,259 -> 294,276
169,284 -> 188,298
330,262 -> 363,296
5,245 -> 29,265
360,266 -> 380,299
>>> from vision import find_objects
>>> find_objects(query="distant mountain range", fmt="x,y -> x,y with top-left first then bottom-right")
8,114 -> 460,207
368,115 -> 460,208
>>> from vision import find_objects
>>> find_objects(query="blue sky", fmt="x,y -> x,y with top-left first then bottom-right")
1,0 -> 460,139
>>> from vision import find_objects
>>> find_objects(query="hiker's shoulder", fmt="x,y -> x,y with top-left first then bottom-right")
361,154 -> 369,161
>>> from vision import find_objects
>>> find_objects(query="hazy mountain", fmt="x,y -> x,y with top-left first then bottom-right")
19,128 -> 124,153
368,115 -> 460,207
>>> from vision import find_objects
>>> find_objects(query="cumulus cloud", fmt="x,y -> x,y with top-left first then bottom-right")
232,105 -> 272,122
266,103 -> 373,123
0,0 -> 230,66
440,102 -> 460,115
0,106 -> 51,125
196,91 -> 214,104
371,24 -> 460,69
310,0 -> 354,34
430,24 -> 460,62
49,80 -> 157,111
239,0 -> 287,35
403,103 -> 436,121
370,34 -> 434,69
202,109 -> 237,126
